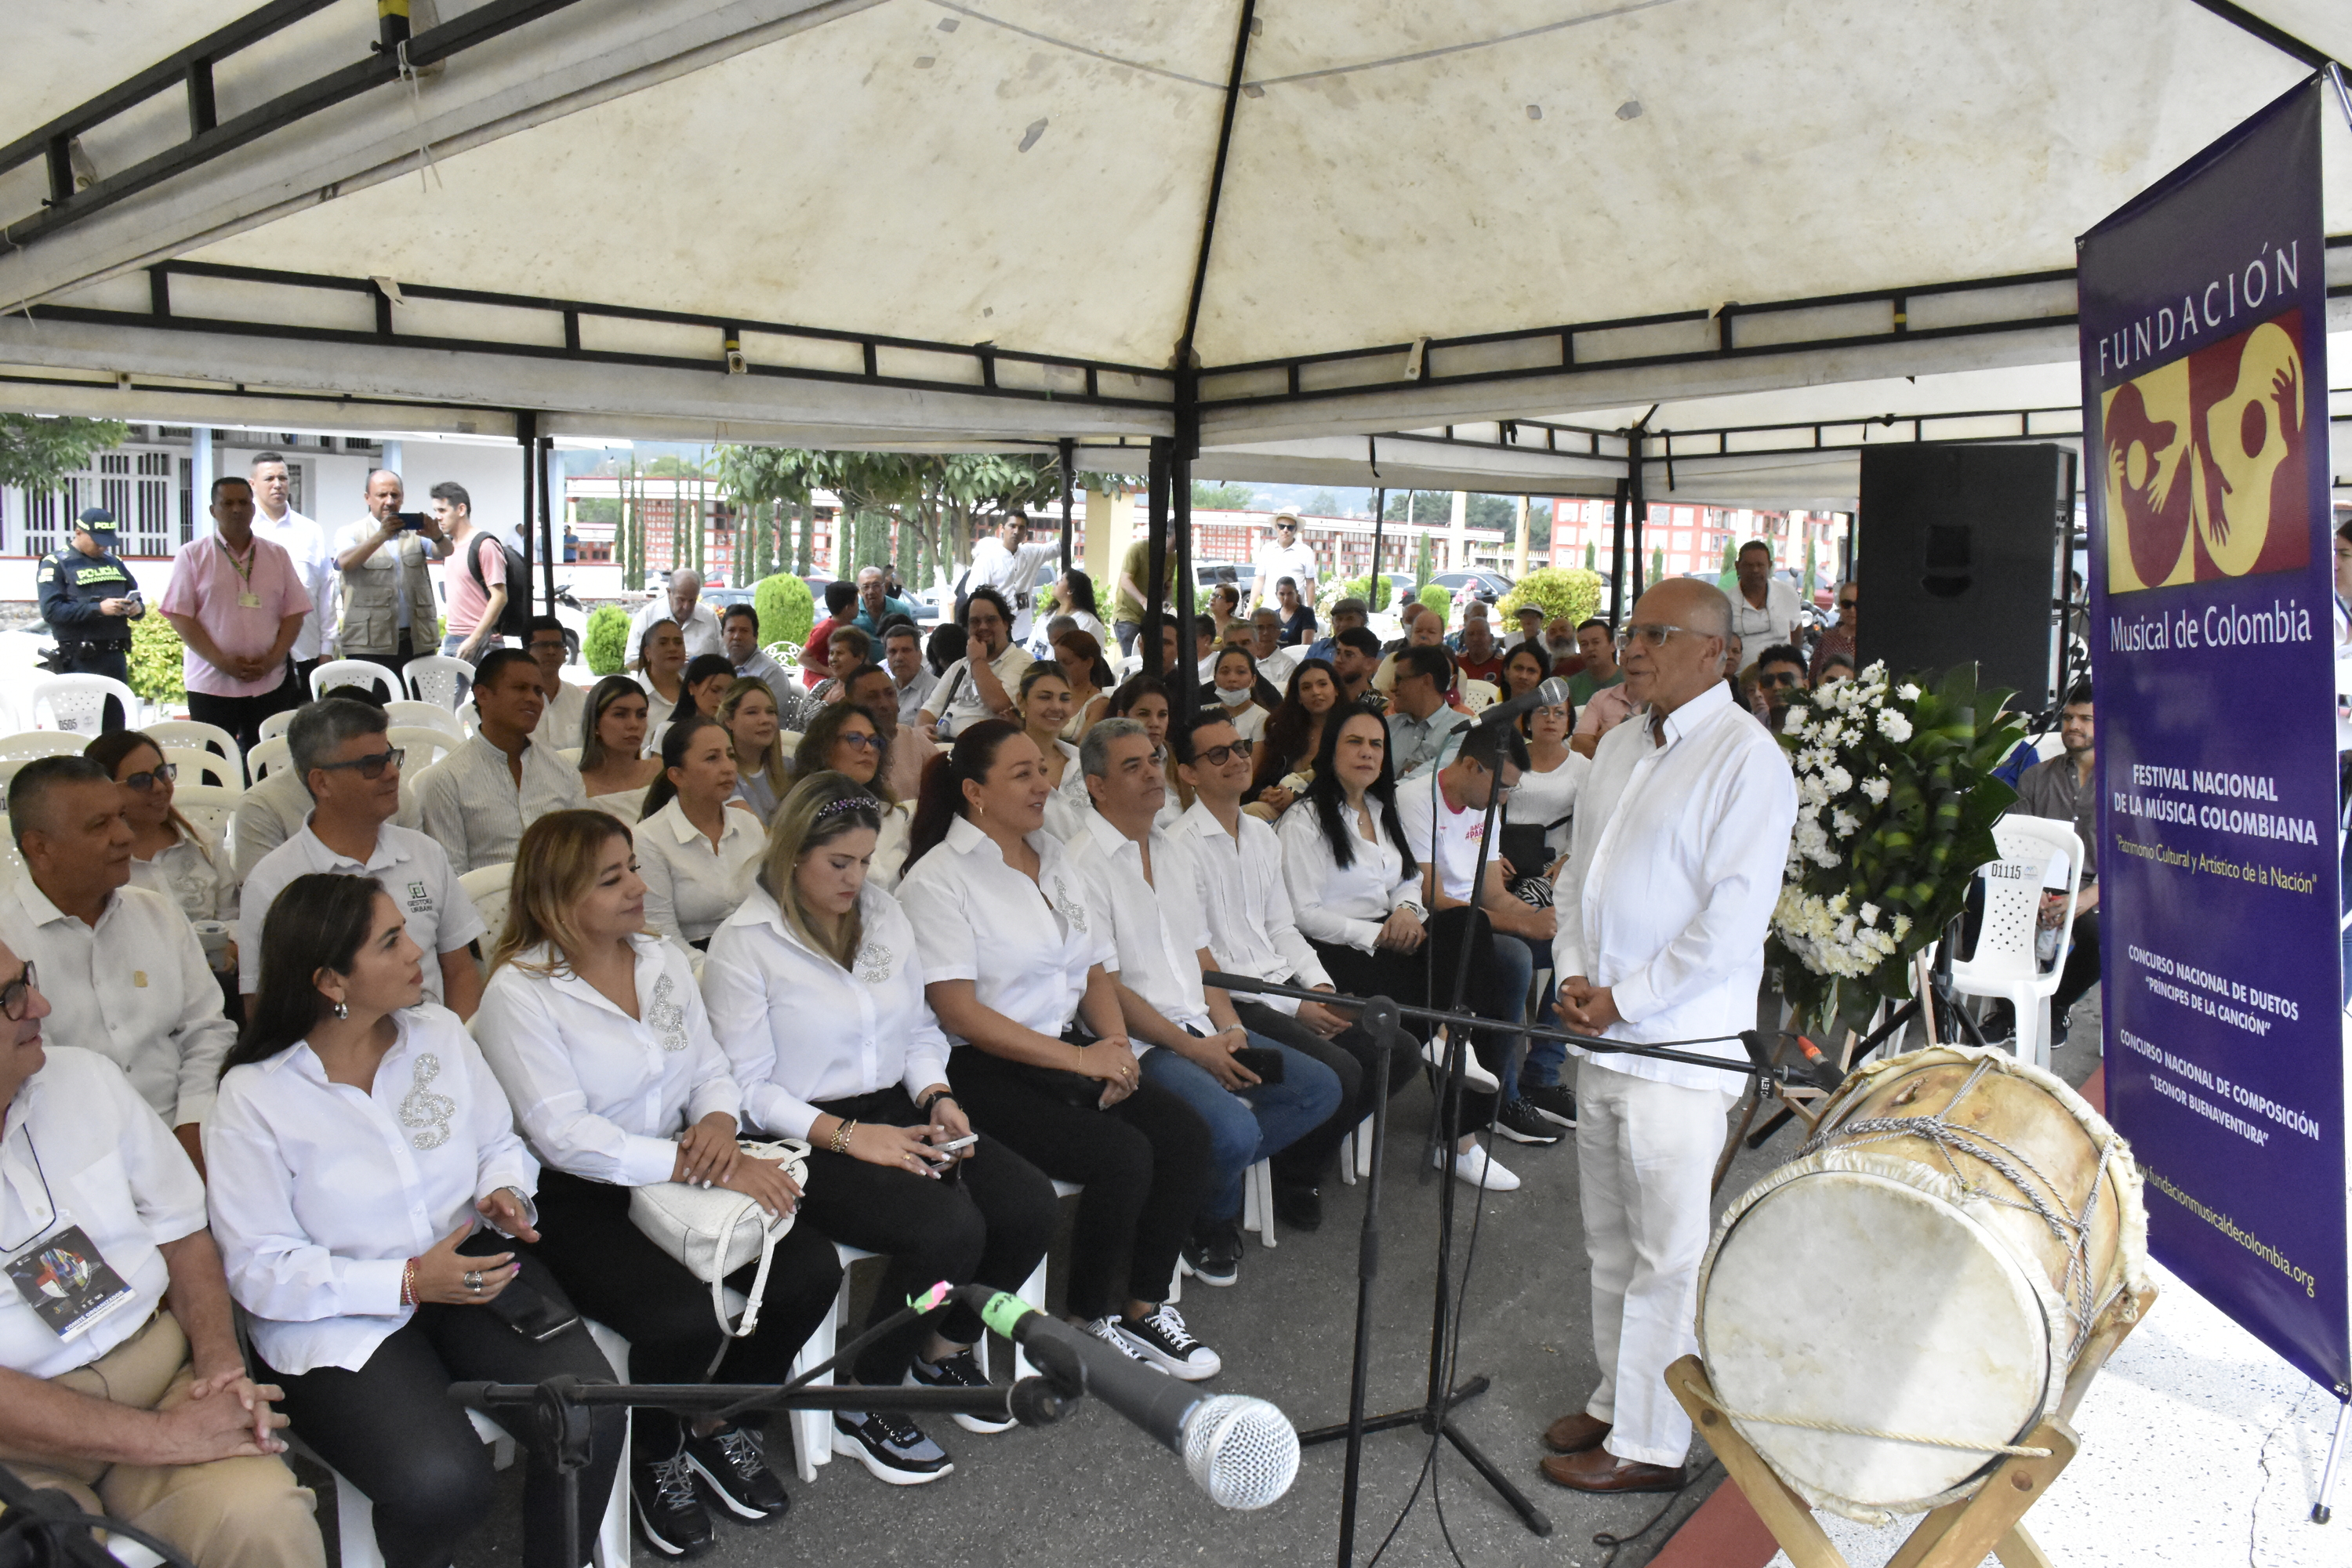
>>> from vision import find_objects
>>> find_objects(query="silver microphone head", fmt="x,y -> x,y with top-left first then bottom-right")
1181,1394 -> 1301,1509
1534,674 -> 1573,709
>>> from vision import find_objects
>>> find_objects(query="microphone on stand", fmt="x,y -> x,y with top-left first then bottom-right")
963,1287 -> 1300,1509
1473,674 -> 1573,729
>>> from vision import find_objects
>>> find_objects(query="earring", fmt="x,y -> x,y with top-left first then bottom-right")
332,1000 -> 350,1021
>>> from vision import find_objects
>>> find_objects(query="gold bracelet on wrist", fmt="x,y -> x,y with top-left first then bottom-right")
829,1119 -> 858,1156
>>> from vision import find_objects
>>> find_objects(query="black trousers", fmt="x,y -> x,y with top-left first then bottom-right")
187,667 -> 300,760
946,1049 -> 1212,1320
525,1168 -> 842,1454
1310,909 -> 1520,1142
265,1250 -> 623,1568
1230,994 -> 1417,1188
2055,909 -> 2100,1018
790,1086 -> 1058,1384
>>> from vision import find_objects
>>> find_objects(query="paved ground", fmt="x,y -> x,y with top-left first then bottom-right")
341,989 -> 2105,1568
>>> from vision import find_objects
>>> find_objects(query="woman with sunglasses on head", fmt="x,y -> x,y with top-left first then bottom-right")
635,714 -> 760,949
1245,657 -> 1339,820
575,675 -> 663,825
701,773 -> 1058,1483
717,677 -> 791,826
896,721 -> 1220,1377
207,873 -> 625,1568
474,811 -> 833,1555
793,701 -> 913,887
85,729 -> 238,925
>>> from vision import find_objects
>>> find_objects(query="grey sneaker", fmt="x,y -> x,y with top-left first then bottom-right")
906,1348 -> 1014,1434
831,1409 -> 953,1485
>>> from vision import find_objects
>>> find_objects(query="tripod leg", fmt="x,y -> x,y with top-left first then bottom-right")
1439,1419 -> 1553,1537
2315,1396 -> 2350,1523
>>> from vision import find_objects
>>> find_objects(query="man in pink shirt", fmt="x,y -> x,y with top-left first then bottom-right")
158,477 -> 311,757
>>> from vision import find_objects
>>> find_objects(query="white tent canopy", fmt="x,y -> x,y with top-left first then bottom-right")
2,0 -> 2347,500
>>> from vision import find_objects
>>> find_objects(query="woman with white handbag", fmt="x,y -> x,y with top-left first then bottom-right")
206,873 -> 626,1568
702,772 -> 1058,1486
474,810 -> 840,1560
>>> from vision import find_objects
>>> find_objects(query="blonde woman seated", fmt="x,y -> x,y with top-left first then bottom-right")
635,713 -> 761,949
86,728 -> 239,927
700,773 -> 1058,1484
792,701 -> 912,888
718,677 -> 791,825
207,872 -> 623,1568
634,619 -> 689,730
474,810 -> 835,1554
576,675 -> 662,824
1016,662 -> 1086,841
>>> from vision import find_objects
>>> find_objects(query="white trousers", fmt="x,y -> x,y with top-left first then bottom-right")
1576,1062 -> 1735,1468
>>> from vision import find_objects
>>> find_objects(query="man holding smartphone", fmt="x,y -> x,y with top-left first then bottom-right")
334,469 -> 444,681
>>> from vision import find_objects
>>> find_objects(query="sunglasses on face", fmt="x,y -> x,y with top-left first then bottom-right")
120,761 -> 177,791
318,747 -> 405,780
1193,738 -> 1256,768
837,731 -> 883,753
1756,671 -> 1802,688
1838,598 -> 1857,610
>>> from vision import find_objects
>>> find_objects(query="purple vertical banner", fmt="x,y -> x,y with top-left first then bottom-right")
2080,78 -> 2347,1397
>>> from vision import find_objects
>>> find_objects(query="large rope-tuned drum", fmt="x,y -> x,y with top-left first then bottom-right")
1696,1046 -> 2150,1524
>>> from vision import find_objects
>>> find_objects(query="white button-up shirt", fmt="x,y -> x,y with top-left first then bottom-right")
1276,797 -> 1426,953
542,680 -> 589,753
413,732 -> 588,877
1066,808 -> 1211,1039
474,935 -> 741,1188
630,599 -> 724,663
240,820 -> 487,1000
0,1049 -> 207,1378
204,1006 -> 535,1375
634,798 -> 761,945
1172,800 -> 1330,1015
1552,681 -> 1797,1088
923,644 -> 1035,739
0,880 -> 237,1129
898,815 -> 1109,1040
252,505 -> 334,662
1251,539 -> 1320,608
1728,577 -> 1806,647
894,665 -> 938,730
702,882 -> 951,1138
964,537 -> 1058,608
129,824 -> 239,924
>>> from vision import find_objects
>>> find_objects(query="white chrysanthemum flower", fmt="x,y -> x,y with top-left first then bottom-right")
1831,808 -> 1860,838
1861,775 -> 1890,804
1896,682 -> 1921,702
1824,764 -> 1854,797
1893,914 -> 1912,940
1858,901 -> 1880,925
1876,710 -> 1914,743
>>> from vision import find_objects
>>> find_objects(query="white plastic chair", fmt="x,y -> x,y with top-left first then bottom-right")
310,658 -> 400,703
140,720 -> 242,788
1947,815 -> 2085,1071
0,731 -> 89,788
459,862 -> 514,949
160,746 -> 238,789
249,735 -> 292,781
785,1243 -> 881,1483
1239,1160 -> 1277,1250
406,655 -> 475,713
386,699 -> 465,738
28,673 -> 136,734
259,709 -> 297,745
171,783 -> 241,851
388,725 -> 459,774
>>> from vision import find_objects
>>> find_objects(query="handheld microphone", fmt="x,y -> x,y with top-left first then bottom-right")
1473,674 -> 1573,728
967,1287 -> 1300,1509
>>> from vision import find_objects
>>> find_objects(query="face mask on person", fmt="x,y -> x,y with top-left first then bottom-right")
1214,684 -> 1254,708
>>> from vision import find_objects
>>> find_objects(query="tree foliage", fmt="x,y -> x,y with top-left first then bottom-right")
1497,568 -> 1604,629
755,572 -> 816,648
126,612 -> 184,705
0,416 -> 130,492
1190,480 -> 1255,510
583,605 -> 631,676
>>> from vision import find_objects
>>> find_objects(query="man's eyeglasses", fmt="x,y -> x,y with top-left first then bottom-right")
1615,622 -> 1704,651
120,761 -> 177,791
317,747 -> 405,779
0,962 -> 36,1022
528,637 -> 567,655
1756,670 -> 1802,688
1193,738 -> 1255,768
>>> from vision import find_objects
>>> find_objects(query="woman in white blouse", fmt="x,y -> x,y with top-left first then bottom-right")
718,678 -> 790,825
207,872 -> 622,1568
792,702 -> 913,888
635,619 -> 688,731
701,774 -> 1057,1483
475,810 -> 833,1555
1016,662 -> 1086,843
895,720 -> 1221,1378
1501,686 -> 1585,1099
1201,645 -> 1272,744
634,714 -> 761,947
87,729 -> 238,926
575,675 -> 662,822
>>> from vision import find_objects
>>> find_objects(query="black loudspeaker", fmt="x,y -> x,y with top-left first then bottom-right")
1856,444 -> 2071,713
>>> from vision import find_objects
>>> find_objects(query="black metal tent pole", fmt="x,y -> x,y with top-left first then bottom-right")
539,432 -> 557,609
1143,439 -> 1171,680
1627,429 -> 1647,611
516,409 -> 537,616
1171,408 -> 1198,728
1058,437 -> 1075,580
1369,486 -> 1385,613
1608,477 -> 1629,630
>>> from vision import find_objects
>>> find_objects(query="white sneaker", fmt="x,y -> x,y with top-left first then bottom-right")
1422,1029 -> 1500,1092
1434,1141 -> 1520,1192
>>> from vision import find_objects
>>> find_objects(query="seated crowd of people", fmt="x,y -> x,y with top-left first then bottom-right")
0,551 -> 1885,1568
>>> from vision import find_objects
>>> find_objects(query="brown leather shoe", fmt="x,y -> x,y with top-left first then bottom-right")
1541,1412 -> 1613,1454
1538,1447 -> 1688,1494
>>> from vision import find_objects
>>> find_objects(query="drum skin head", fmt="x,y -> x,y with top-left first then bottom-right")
1698,1160 -> 2056,1520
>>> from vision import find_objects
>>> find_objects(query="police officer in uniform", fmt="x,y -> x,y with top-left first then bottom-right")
39,506 -> 143,726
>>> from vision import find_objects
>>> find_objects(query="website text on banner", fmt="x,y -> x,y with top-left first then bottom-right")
2080,76 -> 2347,1397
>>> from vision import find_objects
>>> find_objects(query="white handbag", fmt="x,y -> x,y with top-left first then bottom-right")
628,1138 -> 811,1347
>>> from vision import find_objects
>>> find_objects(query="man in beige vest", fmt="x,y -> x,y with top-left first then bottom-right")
333,469 -> 443,683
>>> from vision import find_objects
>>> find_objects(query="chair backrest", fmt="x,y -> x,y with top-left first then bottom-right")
30,673 -> 136,735
259,709 -> 297,745
384,699 -> 465,738
249,735 -> 294,781
161,745 -> 239,789
387,726 -> 457,773
0,731 -> 89,764
406,655 -> 475,713
1457,678 -> 1501,714
140,720 -> 244,788
172,783 -> 241,852
459,862 -> 514,950
310,659 -> 399,704
1948,815 -> 2085,993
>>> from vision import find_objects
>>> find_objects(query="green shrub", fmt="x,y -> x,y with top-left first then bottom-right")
127,612 -> 185,707
755,572 -> 815,648
1497,567 -> 1604,630
1417,583 -> 1451,615
583,605 -> 630,676
1324,573 -> 1402,615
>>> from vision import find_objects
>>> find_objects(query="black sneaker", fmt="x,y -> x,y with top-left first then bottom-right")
906,1348 -> 1014,1435
632,1447 -> 716,1558
1273,1181 -> 1323,1231
680,1422 -> 787,1523
1180,1219 -> 1243,1287
1494,1098 -> 1564,1145
1519,1082 -> 1579,1129
1080,1315 -> 1163,1371
1115,1304 -> 1222,1381
832,1408 -> 953,1484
